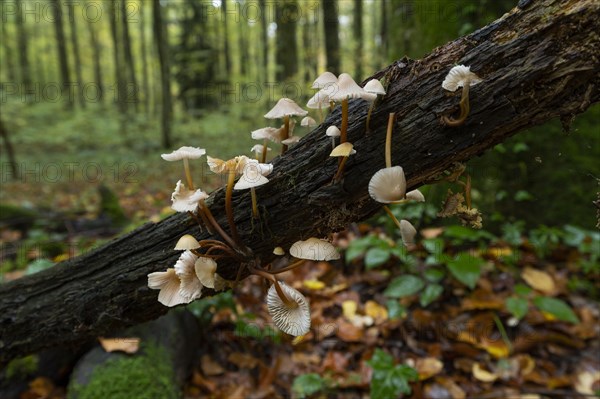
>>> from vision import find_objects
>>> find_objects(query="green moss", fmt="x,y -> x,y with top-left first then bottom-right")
5,355 -> 39,379
67,343 -> 179,399
98,184 -> 128,227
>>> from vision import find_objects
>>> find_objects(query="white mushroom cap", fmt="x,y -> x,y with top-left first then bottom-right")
273,246 -> 285,255
400,219 -> 418,248
307,90 -> 331,109
281,136 -> 301,145
326,126 -> 341,137
171,180 -> 209,212
368,166 -> 407,204
406,189 -> 425,202
264,98 -> 308,119
174,250 -> 202,301
266,282 -> 311,336
301,116 -> 317,127
194,256 -> 217,289
251,144 -> 272,154
161,146 -> 206,161
330,142 -> 356,157
329,73 -> 369,102
312,71 -> 337,89
174,234 -> 200,250
251,127 -> 281,142
289,237 -> 341,261
442,65 -> 482,92
234,168 -> 269,190
207,155 -> 251,175
147,268 -> 189,307
364,79 -> 386,95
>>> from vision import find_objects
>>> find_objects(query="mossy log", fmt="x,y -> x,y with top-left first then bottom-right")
1,0 -> 599,364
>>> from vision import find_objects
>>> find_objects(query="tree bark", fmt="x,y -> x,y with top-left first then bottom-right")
15,0 -> 32,100
1,0 -> 598,364
222,0 -> 232,76
259,0 -> 268,82
275,0 -> 298,81
0,119 -> 18,179
140,1 -> 150,115
67,2 -> 85,109
109,0 -> 127,115
353,0 -> 363,80
1,18 -> 17,83
86,8 -> 104,105
153,0 -> 172,149
120,0 -> 139,112
321,0 -> 340,74
50,0 -> 73,110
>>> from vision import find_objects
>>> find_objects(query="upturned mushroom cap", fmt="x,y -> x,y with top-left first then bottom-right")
329,73 -> 369,102
368,166 -> 407,203
326,126 -> 341,137
330,142 -> 356,157
147,268 -> 189,307
311,71 -> 337,89
264,98 -> 308,119
161,146 -> 206,161
251,127 -> 281,142
406,189 -> 425,202
234,169 -> 269,190
194,256 -> 217,289
301,116 -> 317,127
251,144 -> 271,155
281,136 -> 301,145
207,155 -> 251,175
289,237 -> 340,261
364,79 -> 386,95
400,220 -> 418,248
266,282 -> 311,336
171,180 -> 209,212
442,65 -> 482,92
174,234 -> 200,250
307,90 -> 331,109
174,250 -> 202,301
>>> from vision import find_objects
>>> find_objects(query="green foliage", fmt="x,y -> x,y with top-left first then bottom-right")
506,297 -> 529,320
384,275 -> 424,298
446,252 -> 484,289
24,258 -> 55,275
367,349 -> 418,399
234,314 -> 282,344
386,300 -> 407,320
533,296 -> 580,324
67,343 -> 179,399
186,291 -> 236,324
292,373 -> 328,398
345,234 -> 417,270
419,284 -> 444,307
5,355 -> 39,379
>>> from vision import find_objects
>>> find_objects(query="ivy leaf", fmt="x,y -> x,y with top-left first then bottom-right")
533,296 -> 580,324
292,373 -> 326,398
365,247 -> 391,269
420,284 -> 444,307
368,349 -> 418,399
447,252 -> 483,289
384,275 -> 424,298
506,297 -> 529,320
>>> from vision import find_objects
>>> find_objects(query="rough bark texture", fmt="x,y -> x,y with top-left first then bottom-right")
1,0 -> 598,364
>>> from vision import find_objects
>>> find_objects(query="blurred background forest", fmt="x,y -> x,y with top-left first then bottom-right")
1,1 -> 600,398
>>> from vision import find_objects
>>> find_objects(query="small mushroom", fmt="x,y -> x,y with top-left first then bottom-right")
326,126 -> 341,150
251,127 -> 280,163
171,180 -> 209,213
251,144 -> 271,160
368,166 -> 407,204
147,268 -> 189,307
405,189 -> 425,202
363,79 -> 386,133
330,142 -> 356,182
264,98 -> 308,155
399,220 -> 417,250
174,250 -> 203,301
307,90 -> 331,123
289,237 -> 340,261
273,246 -> 285,256
281,135 -> 301,146
161,146 -> 206,190
328,73 -> 371,144
300,116 -> 317,128
441,65 -> 482,126
234,160 -> 271,218
311,71 -> 337,89
194,256 -> 218,289
174,234 -> 201,250
266,281 -> 311,336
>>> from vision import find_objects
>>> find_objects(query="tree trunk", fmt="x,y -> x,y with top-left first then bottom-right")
109,0 -> 127,115
15,0 -> 32,101
50,0 -> 73,110
140,1 -> 150,115
1,0 -> 598,364
379,0 -> 388,67
353,0 -> 363,80
259,0 -> 268,82
0,119 -> 18,179
275,0 -> 298,81
1,19 -> 17,83
222,0 -> 232,76
121,0 -> 139,112
153,0 -> 172,149
321,0 -> 340,74
86,8 -> 104,105
67,2 -> 85,109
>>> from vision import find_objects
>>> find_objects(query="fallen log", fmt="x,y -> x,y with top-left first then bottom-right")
1,0 -> 598,364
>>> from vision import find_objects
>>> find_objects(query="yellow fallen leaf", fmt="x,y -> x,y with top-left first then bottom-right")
522,267 -> 555,294
292,334 -> 308,345
342,300 -> 358,321
479,340 -> 511,359
472,363 -> 498,382
303,279 -> 325,290
201,354 -> 225,376
98,337 -> 140,354
365,300 -> 388,322
416,357 -> 443,380
486,247 -> 513,258
53,253 -> 70,262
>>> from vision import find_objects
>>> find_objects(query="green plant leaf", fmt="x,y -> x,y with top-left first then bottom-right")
365,247 -> 392,269
447,252 -> 483,289
384,275 -> 425,298
424,267 -> 445,283
292,373 -> 326,398
420,284 -> 443,307
386,300 -> 406,320
533,296 -> 580,324
367,350 -> 418,399
367,348 -> 394,370
514,283 -> 532,297
506,297 -> 529,320
422,238 -> 445,255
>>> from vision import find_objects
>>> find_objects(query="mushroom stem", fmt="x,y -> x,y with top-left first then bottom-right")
268,259 -> 305,275
366,101 -> 375,134
385,112 -> 395,169
383,205 -> 402,230
318,107 -> 323,123
199,200 -> 239,251
250,187 -> 259,219
281,115 -> 290,155
189,209 -> 214,235
249,267 -> 297,308
205,244 -> 239,258
441,83 -> 471,126
225,170 -> 241,244
260,139 -> 268,163
333,156 -> 349,182
183,158 -> 194,189
330,137 -> 336,151
340,98 -> 349,144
